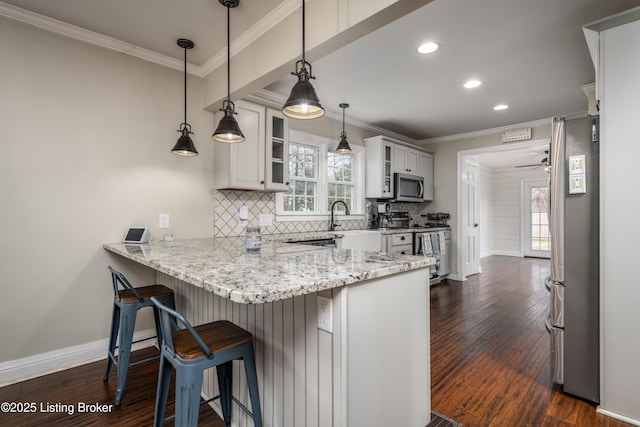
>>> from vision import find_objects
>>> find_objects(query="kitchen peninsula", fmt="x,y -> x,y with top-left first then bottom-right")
104,236 -> 433,427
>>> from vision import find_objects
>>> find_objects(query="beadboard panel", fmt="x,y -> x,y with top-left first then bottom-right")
480,168 -> 548,257
157,272 -> 342,427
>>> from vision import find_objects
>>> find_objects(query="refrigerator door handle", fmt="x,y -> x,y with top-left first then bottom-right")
547,316 -> 565,385
550,282 -> 564,328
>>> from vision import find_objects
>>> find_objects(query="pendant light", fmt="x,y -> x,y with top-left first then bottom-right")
171,39 -> 198,156
336,103 -> 352,154
281,0 -> 325,119
212,0 -> 245,143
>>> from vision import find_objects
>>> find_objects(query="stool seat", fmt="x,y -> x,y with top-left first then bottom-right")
103,266 -> 175,407
173,320 -> 253,360
118,284 -> 174,302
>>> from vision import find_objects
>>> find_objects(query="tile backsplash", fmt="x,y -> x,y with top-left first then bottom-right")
213,190 -> 367,236
213,190 -> 424,237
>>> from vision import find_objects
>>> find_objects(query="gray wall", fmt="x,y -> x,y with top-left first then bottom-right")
0,17 -> 216,363
417,124 -> 552,278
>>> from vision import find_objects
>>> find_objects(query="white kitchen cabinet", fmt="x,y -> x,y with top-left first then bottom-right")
365,135 -> 434,201
265,108 -> 290,191
393,144 -> 419,174
364,136 -> 395,199
382,232 -> 413,254
214,100 -> 289,191
418,151 -> 434,201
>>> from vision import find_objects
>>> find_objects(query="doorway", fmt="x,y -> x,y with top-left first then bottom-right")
522,179 -> 551,258
456,138 -> 550,280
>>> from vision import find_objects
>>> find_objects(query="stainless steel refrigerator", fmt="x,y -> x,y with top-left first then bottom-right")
546,115 -> 600,403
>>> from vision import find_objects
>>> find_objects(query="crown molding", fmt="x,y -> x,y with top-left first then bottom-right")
200,0 -> 300,76
419,117 -> 552,144
0,0 -> 301,79
0,1 -> 205,77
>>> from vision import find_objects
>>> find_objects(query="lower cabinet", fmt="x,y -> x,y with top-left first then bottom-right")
382,233 -> 413,255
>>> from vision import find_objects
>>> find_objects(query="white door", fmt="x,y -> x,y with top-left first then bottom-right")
523,180 -> 551,258
462,157 -> 480,277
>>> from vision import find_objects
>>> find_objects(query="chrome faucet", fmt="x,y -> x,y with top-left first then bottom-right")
329,201 -> 351,231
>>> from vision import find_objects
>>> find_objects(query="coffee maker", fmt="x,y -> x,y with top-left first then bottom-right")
369,203 -> 392,229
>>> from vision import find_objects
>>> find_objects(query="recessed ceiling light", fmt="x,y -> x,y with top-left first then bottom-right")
417,42 -> 439,54
494,104 -> 509,111
464,80 -> 482,89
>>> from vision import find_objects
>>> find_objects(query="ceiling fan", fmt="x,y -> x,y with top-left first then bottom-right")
515,150 -> 549,170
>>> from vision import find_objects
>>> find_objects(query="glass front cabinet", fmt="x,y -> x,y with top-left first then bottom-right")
265,109 -> 289,191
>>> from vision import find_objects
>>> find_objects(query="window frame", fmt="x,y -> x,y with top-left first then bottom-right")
276,130 -> 365,221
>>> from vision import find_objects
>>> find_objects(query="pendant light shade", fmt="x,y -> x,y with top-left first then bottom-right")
282,0 -> 324,119
336,103 -> 352,154
212,0 -> 245,143
172,38 -> 198,156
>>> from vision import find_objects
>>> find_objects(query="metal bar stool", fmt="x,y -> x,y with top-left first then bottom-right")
151,297 -> 262,427
103,266 -> 175,406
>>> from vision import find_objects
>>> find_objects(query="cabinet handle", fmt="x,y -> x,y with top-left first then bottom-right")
260,180 -> 265,184
285,181 -> 290,186
400,236 -> 406,240
401,251 -> 406,255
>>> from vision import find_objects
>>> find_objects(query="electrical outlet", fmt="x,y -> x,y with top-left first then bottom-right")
237,205 -> 249,226
317,295 -> 333,333
159,213 -> 170,229
259,213 -> 273,227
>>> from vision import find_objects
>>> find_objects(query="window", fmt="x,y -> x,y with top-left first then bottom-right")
276,131 -> 364,219
530,186 -> 551,251
327,152 -> 354,213
283,143 -> 318,212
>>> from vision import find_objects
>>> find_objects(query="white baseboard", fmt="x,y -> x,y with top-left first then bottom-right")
0,328 -> 156,387
491,250 -> 523,257
597,407 -> 640,426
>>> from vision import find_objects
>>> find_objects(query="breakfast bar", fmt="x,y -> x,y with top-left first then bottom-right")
104,236 -> 433,427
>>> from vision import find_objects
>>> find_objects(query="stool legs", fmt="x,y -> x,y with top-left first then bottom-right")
175,366 -> 205,427
216,361 -> 233,426
154,354 -> 173,427
243,345 -> 263,427
103,304 -> 121,381
114,303 -> 138,406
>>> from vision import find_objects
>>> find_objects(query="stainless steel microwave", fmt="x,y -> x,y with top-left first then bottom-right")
394,173 -> 424,202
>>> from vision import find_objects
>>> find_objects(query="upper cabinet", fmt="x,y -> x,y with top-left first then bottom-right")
364,136 -> 395,199
214,100 -> 289,192
393,144 -> 419,175
418,151 -> 434,201
364,135 -> 434,201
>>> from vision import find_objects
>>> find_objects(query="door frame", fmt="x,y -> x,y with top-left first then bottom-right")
456,138 -> 550,281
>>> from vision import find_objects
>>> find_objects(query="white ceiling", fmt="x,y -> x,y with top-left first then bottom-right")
2,0 -> 638,168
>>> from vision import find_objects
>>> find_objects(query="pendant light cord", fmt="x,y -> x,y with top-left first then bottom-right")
183,46 -> 188,124
226,5 -> 231,103
342,106 -> 345,134
301,0 -> 305,66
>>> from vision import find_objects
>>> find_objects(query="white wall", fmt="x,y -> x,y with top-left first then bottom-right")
479,167 -> 548,257
0,18 -> 215,363
418,124 -> 552,279
479,166 -> 495,257
598,16 -> 640,422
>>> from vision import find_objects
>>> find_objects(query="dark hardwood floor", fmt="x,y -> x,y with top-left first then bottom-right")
0,255 -> 633,426
431,255 -> 632,427
0,348 -> 225,426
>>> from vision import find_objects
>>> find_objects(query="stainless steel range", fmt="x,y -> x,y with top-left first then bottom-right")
414,228 -> 450,284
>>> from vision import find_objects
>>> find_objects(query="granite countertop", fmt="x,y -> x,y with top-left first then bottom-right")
103,236 -> 433,304
379,227 -> 450,234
